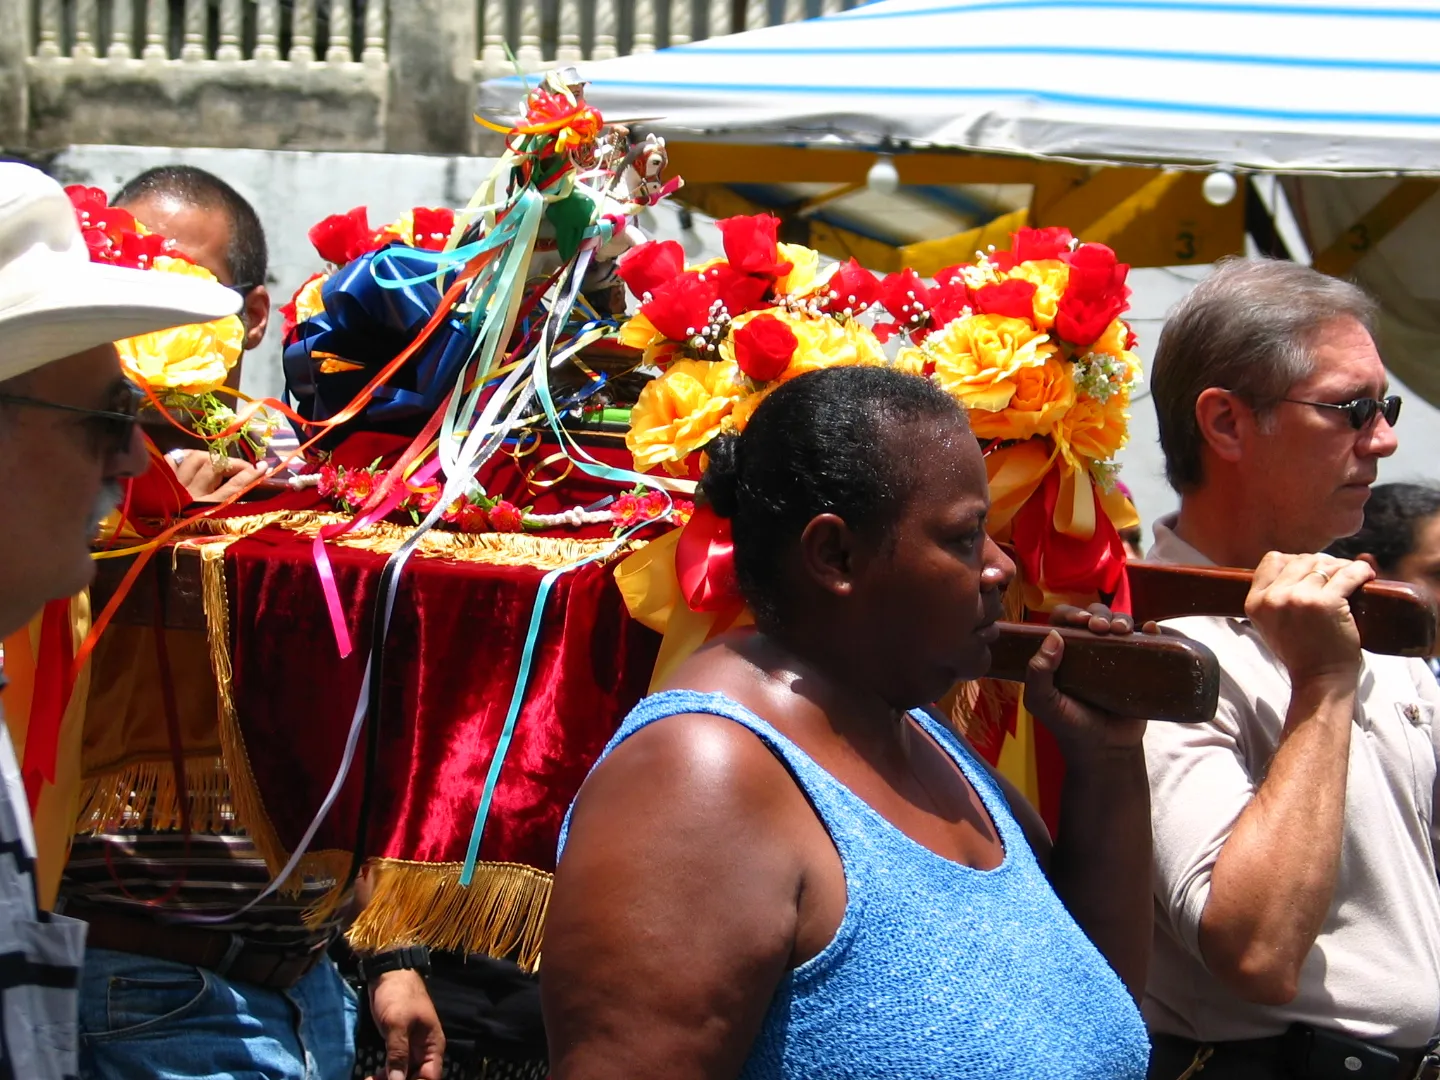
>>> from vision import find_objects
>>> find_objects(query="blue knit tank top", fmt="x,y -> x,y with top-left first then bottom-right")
560,689 -> 1150,1079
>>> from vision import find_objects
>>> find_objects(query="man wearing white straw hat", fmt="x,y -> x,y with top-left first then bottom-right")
0,161 -> 239,1079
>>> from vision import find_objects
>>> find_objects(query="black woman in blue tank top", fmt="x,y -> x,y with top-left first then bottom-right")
544,367 -> 1153,1079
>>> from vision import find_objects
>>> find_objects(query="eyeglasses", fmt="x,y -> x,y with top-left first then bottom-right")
0,383 -> 143,458
1281,395 -> 1402,430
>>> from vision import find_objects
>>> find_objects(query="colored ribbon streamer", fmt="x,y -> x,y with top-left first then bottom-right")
674,505 -> 741,614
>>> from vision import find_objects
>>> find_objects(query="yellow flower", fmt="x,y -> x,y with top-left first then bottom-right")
115,257 -> 243,394
1007,260 -> 1069,331
1090,317 -> 1128,360
618,310 -> 665,352
294,273 -> 328,324
1055,393 -> 1129,468
379,210 -> 415,247
775,243 -> 820,298
627,359 -> 744,475
922,313 -> 1055,414
968,355 -> 1076,442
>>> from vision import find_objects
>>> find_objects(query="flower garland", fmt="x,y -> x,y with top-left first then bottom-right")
66,186 -> 262,457
314,463 -> 695,538
619,213 -> 888,476
618,215 -> 1142,613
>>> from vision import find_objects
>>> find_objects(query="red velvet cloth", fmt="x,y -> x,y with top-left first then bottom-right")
225,527 -> 659,871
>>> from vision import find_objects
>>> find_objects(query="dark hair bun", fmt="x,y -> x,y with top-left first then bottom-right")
700,433 -> 742,519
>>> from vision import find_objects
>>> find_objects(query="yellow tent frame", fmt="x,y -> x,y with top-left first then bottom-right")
665,142 -> 1434,275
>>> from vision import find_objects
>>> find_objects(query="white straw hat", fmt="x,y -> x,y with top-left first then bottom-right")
0,162 -> 241,382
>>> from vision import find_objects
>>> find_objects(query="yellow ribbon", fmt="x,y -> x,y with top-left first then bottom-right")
613,530 -> 753,692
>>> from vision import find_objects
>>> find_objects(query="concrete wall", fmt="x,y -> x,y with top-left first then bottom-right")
51,145 -> 1440,537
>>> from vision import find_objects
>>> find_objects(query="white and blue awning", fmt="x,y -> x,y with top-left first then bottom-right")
482,0 -> 1440,175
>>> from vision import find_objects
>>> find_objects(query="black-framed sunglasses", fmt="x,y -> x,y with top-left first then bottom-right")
0,382 -> 144,458
1281,395 -> 1402,430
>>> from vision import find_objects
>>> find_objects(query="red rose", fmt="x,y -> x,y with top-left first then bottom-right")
317,465 -> 340,500
342,470 -> 374,506
1062,243 -> 1130,302
455,501 -> 490,532
117,228 -> 173,270
972,279 -> 1038,322
411,207 -> 455,251
930,276 -> 974,328
309,206 -> 381,266
488,500 -> 525,533
65,185 -> 108,222
1011,226 -> 1074,262
1056,293 -> 1127,348
820,259 -> 881,315
641,272 -> 718,342
80,227 -> 113,264
1056,243 -> 1131,347
733,314 -> 798,382
618,239 -> 687,301
717,214 -> 792,280
706,263 -> 770,318
874,269 -> 935,342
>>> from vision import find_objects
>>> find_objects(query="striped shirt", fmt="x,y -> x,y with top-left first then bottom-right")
59,831 -> 346,953
0,685 -> 84,1080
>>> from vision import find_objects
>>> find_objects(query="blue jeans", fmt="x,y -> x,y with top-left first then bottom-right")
78,946 -> 357,1080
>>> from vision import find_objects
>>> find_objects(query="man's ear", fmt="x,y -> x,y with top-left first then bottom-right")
1194,387 -> 1249,466
798,513 -> 857,599
1356,552 -> 1380,573
242,284 -> 270,351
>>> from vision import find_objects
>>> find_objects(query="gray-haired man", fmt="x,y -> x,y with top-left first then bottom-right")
1142,258 -> 1440,1079
0,161 -> 239,1080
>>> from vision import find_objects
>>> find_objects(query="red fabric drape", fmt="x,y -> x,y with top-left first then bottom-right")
226,527 -> 659,870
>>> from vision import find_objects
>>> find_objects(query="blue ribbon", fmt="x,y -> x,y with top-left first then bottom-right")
282,245 -> 479,428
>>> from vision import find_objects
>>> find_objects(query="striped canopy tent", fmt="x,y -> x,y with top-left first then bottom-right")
481,0 -> 1440,403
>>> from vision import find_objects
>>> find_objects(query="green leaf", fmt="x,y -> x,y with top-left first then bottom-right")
545,191 -> 598,262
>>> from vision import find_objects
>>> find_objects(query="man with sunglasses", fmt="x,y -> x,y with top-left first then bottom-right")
0,161 -> 240,1079
1141,258 -> 1440,1080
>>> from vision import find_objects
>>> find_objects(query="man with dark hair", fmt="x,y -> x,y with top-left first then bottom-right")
114,165 -> 275,501
1329,482 -> 1440,681
1141,258 -> 1440,1079
114,165 -> 269,359
57,165 -> 444,1080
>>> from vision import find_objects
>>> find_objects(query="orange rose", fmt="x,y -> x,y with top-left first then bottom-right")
967,355 -> 1076,442
919,313 -> 1055,414
1055,393 -> 1129,468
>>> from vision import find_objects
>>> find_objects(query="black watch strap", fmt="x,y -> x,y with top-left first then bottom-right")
357,945 -> 432,983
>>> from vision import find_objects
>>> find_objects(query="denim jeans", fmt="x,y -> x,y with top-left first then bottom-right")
78,945 -> 357,1080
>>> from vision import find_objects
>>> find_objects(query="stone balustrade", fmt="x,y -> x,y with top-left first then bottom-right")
0,0 -> 853,154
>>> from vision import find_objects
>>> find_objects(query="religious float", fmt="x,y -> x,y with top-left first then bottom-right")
3,74 -> 1433,1065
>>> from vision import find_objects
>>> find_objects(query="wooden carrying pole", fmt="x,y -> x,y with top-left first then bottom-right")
985,622 -> 1219,725
90,547 -> 1222,726
1128,562 -> 1439,659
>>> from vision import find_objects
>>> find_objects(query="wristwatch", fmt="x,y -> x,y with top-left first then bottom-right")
357,945 -> 432,983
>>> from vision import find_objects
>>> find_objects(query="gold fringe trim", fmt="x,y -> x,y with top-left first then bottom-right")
198,541 -> 349,900
176,510 -> 636,569
346,859 -> 552,972
76,756 -> 233,834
